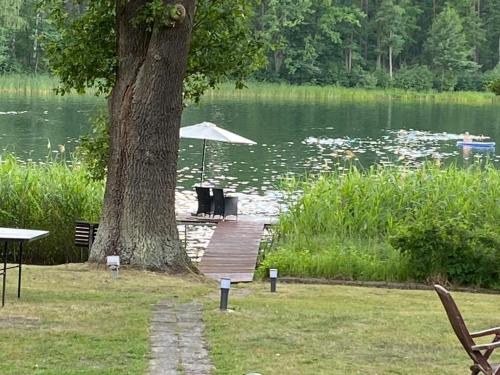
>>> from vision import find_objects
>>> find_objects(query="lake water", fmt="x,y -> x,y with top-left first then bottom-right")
1,94 -> 499,197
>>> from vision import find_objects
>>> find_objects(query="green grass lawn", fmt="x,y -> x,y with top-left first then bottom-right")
0,264 -> 210,375
204,282 -> 500,375
0,265 -> 498,374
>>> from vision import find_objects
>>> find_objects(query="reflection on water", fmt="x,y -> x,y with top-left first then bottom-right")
179,99 -> 499,193
0,95 -> 101,158
1,95 -> 499,196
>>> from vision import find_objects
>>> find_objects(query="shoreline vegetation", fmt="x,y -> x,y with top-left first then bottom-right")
1,155 -> 498,290
0,74 -> 498,105
208,82 -> 500,105
0,155 -> 103,264
259,164 -> 500,289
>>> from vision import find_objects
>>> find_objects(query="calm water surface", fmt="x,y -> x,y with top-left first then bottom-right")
1,95 -> 499,194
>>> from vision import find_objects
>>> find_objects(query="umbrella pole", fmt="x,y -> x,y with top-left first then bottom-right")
200,139 -> 206,184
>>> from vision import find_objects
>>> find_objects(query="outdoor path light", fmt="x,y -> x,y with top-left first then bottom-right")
270,268 -> 278,292
220,277 -> 231,310
106,256 -> 120,278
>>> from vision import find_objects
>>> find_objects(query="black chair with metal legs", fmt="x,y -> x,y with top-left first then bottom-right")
212,188 -> 238,219
195,187 -> 212,216
212,188 -> 225,217
224,195 -> 238,219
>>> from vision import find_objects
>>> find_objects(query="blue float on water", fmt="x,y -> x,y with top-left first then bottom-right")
456,141 -> 496,148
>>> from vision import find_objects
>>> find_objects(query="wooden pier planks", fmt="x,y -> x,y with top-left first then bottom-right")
199,220 -> 266,282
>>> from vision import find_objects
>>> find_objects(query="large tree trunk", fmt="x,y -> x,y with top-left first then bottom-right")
89,0 -> 195,271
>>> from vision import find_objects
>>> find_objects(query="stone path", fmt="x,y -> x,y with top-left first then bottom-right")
149,301 -> 214,375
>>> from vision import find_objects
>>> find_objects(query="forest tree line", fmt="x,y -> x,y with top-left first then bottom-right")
1,0 -> 500,92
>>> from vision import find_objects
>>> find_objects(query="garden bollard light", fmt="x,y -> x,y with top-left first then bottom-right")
106,256 -> 120,279
270,268 -> 278,292
220,278 -> 231,310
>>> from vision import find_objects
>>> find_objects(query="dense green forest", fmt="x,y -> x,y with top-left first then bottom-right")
1,0 -> 500,92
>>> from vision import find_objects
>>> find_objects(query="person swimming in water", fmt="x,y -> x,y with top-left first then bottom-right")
462,132 -> 490,142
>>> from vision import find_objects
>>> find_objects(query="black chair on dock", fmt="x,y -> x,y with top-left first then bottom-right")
212,188 -> 225,217
212,188 -> 238,219
195,187 -> 212,216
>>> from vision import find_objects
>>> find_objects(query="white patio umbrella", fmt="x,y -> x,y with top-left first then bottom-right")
180,121 -> 257,184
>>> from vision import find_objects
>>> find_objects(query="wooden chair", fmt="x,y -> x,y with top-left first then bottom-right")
434,285 -> 500,375
74,221 -> 99,261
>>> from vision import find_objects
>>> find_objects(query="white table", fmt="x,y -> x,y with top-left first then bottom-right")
0,227 -> 49,307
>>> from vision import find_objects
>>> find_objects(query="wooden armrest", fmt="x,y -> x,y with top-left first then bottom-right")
471,327 -> 500,338
472,341 -> 500,351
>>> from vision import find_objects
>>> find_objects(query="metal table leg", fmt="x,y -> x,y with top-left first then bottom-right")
18,241 -> 23,299
2,241 -> 7,307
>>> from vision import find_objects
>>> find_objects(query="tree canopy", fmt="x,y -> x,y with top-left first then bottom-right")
40,0 -> 263,101
3,0 -> 500,91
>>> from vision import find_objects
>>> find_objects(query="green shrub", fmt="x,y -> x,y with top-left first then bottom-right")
262,164 -> 500,286
394,65 -> 433,91
373,70 -> 391,89
390,220 -> 500,288
482,64 -> 500,89
489,79 -> 500,96
454,71 -> 483,91
0,156 -> 104,264
348,67 -> 377,88
434,72 -> 458,91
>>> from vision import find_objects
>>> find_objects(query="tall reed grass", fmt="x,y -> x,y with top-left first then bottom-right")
0,74 -> 60,95
0,155 -> 104,263
0,74 -> 98,95
207,82 -> 499,105
259,164 -> 500,283
1,75 -> 497,104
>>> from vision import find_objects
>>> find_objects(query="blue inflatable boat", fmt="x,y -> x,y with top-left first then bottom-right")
456,141 -> 496,148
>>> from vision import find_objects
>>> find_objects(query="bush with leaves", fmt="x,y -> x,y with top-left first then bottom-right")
347,67 -> 377,88
482,64 -> 500,88
489,79 -> 500,96
373,70 -> 391,89
393,65 -> 433,91
454,71 -> 484,91
390,219 -> 500,288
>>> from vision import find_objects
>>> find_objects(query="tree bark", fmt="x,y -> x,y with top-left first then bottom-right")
376,36 -> 382,70
389,44 -> 393,79
89,0 -> 195,271
347,32 -> 353,74
33,12 -> 40,73
274,50 -> 283,75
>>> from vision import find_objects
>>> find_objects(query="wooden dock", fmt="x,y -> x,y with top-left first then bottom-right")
198,220 -> 267,282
